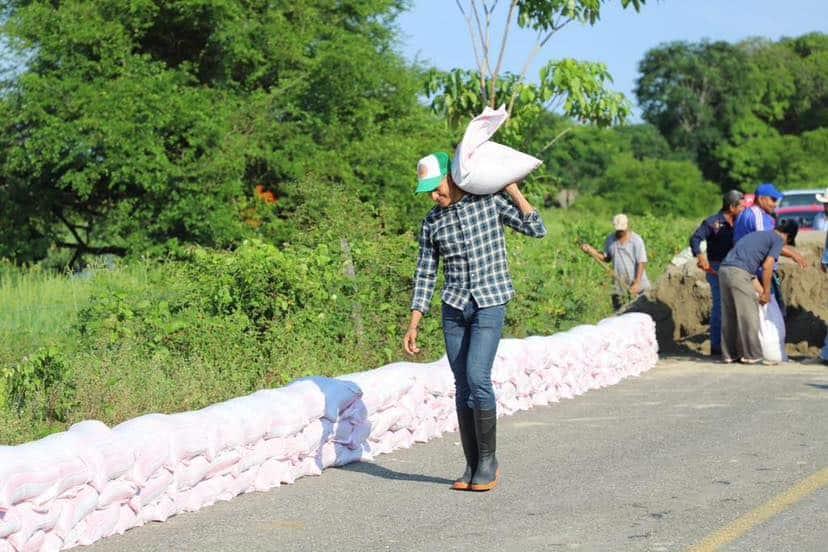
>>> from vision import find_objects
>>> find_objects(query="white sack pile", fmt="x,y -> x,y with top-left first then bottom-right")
451,105 -> 542,195
0,313 -> 656,551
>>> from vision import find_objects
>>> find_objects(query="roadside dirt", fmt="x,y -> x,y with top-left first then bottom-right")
625,231 -> 827,357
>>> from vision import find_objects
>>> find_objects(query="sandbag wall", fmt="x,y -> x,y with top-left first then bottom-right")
0,313 -> 657,551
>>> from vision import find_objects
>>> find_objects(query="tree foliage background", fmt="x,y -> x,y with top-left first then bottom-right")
2,1 -> 823,266
0,0 -> 449,264
636,33 -> 828,191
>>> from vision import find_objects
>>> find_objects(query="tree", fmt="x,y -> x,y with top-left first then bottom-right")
0,0 -> 443,264
425,1 -> 647,147
636,33 -> 828,189
635,40 -> 757,186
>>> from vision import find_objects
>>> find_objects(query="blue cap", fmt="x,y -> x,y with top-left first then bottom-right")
754,183 -> 784,201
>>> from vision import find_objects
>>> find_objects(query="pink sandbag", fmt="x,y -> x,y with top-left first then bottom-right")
128,468 -> 173,510
338,366 -> 416,414
290,377 -> 363,421
166,411 -> 220,463
4,501 -> 60,550
112,414 -> 174,485
244,388 -> 315,438
201,397 -> 270,446
452,106 -> 542,195
97,479 -> 138,509
136,495 -> 175,524
253,458 -> 292,492
72,503 -> 120,546
66,421 -> 134,491
0,443 -> 90,508
53,485 -> 99,536
0,507 -> 21,539
174,477 -> 226,512
238,437 -> 288,473
111,504 -> 138,536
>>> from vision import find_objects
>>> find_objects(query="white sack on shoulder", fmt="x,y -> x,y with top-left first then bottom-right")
452,105 -> 541,195
454,141 -> 542,195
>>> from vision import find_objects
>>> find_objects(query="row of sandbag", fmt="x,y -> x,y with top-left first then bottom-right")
0,313 -> 657,551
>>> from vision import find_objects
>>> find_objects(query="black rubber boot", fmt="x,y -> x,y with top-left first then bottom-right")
470,408 -> 500,491
451,406 -> 478,490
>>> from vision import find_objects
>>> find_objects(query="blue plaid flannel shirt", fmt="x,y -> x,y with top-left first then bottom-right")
410,192 -> 547,314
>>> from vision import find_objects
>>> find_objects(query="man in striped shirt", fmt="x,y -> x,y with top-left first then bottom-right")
403,151 -> 547,492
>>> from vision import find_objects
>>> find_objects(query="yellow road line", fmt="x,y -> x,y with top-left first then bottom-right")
688,466 -> 828,552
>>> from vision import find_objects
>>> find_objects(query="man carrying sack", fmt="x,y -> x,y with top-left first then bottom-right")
403,151 -> 547,492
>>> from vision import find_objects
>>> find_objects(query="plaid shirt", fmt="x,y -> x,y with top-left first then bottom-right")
411,192 -> 547,314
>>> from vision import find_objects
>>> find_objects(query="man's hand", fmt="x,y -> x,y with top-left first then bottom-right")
792,250 -> 807,269
696,254 -> 711,272
759,290 -> 771,305
629,281 -> 641,295
403,326 -> 420,355
580,243 -> 593,255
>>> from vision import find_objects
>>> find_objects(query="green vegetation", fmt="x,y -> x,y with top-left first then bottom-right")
636,33 -> 828,190
0,211 -> 697,444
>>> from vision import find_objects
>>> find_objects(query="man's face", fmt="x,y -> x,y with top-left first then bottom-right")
732,198 -> 747,216
756,195 -> 779,214
430,177 -> 453,208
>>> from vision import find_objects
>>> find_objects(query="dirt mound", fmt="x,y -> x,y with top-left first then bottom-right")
626,231 -> 827,357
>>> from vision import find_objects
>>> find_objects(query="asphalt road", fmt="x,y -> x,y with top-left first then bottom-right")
89,357 -> 828,552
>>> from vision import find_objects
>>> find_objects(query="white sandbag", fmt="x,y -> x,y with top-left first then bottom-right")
129,468 -> 173,510
238,437 -> 288,473
96,479 -> 138,509
166,411 -> 220,463
0,507 -> 21,539
41,531 -> 63,552
112,414 -> 173,485
758,298 -> 785,363
290,377 -> 362,421
0,442 -> 90,508
450,105 -> 540,195
73,503 -> 120,546
244,389 -> 315,438
111,504 -> 138,536
454,141 -> 542,195
136,495 -> 175,524
338,366 -> 416,414
202,397 -> 270,445
253,458 -> 292,492
67,421 -> 134,490
53,486 -> 99,538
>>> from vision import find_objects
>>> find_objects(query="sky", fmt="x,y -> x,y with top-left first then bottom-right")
396,0 -> 828,121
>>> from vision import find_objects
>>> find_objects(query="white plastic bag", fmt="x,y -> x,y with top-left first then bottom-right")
452,106 -> 542,195
758,300 -> 784,363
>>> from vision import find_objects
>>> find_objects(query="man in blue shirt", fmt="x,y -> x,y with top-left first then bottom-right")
403,151 -> 547,492
733,182 -> 806,267
689,190 -> 746,356
718,220 -> 798,364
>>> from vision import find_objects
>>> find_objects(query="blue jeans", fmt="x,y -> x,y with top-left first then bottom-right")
707,263 -> 722,351
442,301 -> 506,411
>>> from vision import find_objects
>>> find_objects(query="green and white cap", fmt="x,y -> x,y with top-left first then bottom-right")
415,151 -> 450,194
